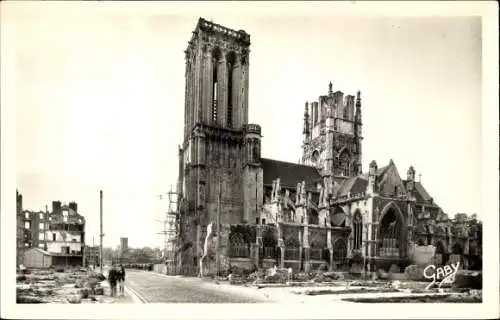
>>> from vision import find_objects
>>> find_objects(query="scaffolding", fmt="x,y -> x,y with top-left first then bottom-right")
157,185 -> 180,266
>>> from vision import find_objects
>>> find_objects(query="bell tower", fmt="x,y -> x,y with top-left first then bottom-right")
177,18 -> 261,267
301,82 -> 363,178
183,18 -> 251,136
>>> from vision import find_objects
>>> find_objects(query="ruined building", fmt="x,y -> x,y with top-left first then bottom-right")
176,18 -> 482,274
17,199 -> 86,268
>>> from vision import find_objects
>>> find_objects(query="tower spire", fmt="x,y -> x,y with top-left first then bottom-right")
328,81 -> 333,94
303,101 -> 310,135
355,90 -> 362,124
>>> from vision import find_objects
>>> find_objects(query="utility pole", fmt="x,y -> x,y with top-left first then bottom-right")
99,190 -> 104,273
215,173 -> 221,278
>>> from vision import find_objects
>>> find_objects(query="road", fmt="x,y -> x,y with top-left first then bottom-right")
124,270 -> 270,303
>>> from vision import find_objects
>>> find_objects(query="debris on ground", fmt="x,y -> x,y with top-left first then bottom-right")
294,287 -> 399,296
16,267 -> 123,304
453,270 -> 482,289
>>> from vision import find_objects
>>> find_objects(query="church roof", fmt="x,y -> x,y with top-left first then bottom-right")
413,181 -> 433,203
333,176 -> 368,198
260,158 -> 321,191
334,164 -> 391,197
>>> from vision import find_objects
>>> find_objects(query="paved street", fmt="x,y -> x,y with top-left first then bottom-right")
124,270 -> 270,303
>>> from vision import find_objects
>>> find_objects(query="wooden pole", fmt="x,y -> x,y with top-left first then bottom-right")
99,190 -> 103,273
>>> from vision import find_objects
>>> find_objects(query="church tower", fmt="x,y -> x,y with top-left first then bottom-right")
177,18 -> 262,253
301,82 -> 363,179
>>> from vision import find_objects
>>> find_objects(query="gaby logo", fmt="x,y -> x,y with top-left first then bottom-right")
423,262 -> 460,290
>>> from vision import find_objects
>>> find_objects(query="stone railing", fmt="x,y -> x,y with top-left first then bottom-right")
285,247 -> 300,260
309,248 -> 323,261
263,246 -> 277,259
229,245 -> 250,258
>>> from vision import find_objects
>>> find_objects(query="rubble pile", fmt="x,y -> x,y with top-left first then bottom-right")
453,270 -> 482,289
313,271 -> 344,282
16,268 -> 115,304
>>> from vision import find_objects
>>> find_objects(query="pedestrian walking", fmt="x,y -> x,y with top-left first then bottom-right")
108,265 -> 120,297
117,264 -> 126,296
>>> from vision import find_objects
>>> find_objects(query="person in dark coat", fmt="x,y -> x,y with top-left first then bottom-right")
108,266 -> 120,297
118,264 -> 126,296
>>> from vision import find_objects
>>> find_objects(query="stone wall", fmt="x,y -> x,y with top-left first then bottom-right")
205,140 -> 244,225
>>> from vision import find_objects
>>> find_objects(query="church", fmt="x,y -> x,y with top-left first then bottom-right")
175,18 -> 482,274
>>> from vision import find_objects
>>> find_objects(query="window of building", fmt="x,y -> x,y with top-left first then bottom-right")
25,212 -> 30,219
63,216 -> 68,222
353,211 -> 363,250
227,60 -> 234,128
39,223 -> 44,230
24,221 -> 31,229
39,233 -> 45,241
52,233 -> 57,241
39,212 -> 44,219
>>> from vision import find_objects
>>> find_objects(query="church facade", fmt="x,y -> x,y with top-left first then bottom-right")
176,18 -> 482,274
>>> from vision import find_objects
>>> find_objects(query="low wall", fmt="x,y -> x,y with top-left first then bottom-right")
229,257 -> 253,271
262,259 -> 277,269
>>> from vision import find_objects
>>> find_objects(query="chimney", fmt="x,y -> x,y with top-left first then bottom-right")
52,201 -> 62,214
69,202 -> 78,213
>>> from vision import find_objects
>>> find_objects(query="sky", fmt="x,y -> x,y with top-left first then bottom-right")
7,3 -> 483,248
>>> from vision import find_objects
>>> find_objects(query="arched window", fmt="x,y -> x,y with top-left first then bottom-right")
211,48 -> 221,123
311,150 -> 320,168
308,209 -> 319,225
339,150 -> 351,176
353,211 -> 363,250
332,239 -> 348,266
226,52 -> 237,128
379,208 -> 403,257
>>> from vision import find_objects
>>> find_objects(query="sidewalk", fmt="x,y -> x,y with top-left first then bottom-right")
98,276 -> 137,304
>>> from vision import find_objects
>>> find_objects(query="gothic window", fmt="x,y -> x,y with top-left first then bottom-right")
353,211 -> 363,250
308,209 -> 319,225
338,150 -> 351,176
226,52 -> 236,128
332,239 -> 347,263
379,209 -> 403,257
252,140 -> 260,162
311,150 -> 320,168
211,48 -> 221,123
